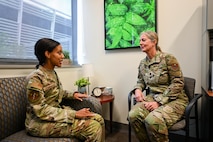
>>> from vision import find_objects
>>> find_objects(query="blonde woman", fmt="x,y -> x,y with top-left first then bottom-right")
128,31 -> 188,142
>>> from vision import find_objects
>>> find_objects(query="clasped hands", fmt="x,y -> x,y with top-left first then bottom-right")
73,92 -> 95,118
134,89 -> 160,111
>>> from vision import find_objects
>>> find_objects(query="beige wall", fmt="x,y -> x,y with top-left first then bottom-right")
81,0 -> 202,124
0,0 -> 203,124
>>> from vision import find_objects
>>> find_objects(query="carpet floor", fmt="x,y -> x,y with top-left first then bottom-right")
105,121 -> 197,142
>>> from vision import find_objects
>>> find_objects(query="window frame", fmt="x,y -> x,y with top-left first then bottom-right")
0,0 -> 78,68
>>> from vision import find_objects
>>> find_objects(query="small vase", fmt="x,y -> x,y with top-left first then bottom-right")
78,86 -> 87,94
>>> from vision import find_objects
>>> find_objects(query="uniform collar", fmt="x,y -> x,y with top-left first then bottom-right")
39,65 -> 55,73
145,51 -> 162,65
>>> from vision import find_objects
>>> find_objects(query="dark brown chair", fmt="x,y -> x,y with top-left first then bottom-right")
128,77 -> 202,142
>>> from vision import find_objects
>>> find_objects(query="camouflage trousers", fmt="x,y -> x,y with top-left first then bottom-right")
26,113 -> 105,142
128,96 -> 186,142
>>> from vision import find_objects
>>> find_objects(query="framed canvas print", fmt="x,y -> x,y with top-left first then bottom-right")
104,0 -> 157,50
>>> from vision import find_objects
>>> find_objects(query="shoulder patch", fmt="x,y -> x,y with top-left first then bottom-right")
28,90 -> 42,103
171,63 -> 179,71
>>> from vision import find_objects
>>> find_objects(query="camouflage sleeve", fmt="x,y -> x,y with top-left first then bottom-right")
61,89 -> 75,99
154,54 -> 184,105
27,76 -> 76,123
134,60 -> 146,91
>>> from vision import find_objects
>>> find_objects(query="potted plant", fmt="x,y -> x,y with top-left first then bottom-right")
74,77 -> 91,94
62,50 -> 71,65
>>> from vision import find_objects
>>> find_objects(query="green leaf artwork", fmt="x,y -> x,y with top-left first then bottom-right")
104,0 -> 156,50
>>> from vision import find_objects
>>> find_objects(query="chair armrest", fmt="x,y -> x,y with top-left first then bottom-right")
185,93 -> 202,118
61,96 -> 102,115
185,94 -> 202,126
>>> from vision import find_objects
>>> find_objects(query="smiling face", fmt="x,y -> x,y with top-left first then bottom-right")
45,45 -> 64,69
139,33 -> 156,53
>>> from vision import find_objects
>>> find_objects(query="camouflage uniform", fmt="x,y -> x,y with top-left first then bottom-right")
128,51 -> 188,142
25,66 -> 105,142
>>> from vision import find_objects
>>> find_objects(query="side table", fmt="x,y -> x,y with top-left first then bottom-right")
96,94 -> 115,133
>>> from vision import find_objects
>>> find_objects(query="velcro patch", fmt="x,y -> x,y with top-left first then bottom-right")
171,63 -> 179,71
28,91 -> 42,103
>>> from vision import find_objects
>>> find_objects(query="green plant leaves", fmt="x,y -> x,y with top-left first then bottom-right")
105,0 -> 156,49
63,50 -> 70,59
107,4 -> 128,16
125,12 -> 146,26
105,17 -> 125,29
74,77 -> 90,87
